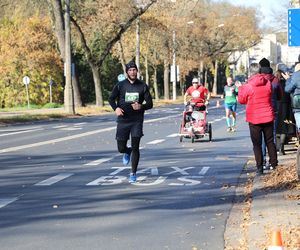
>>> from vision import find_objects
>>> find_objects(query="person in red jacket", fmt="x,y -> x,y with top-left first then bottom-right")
258,58 -> 282,170
237,62 -> 278,175
184,78 -> 209,111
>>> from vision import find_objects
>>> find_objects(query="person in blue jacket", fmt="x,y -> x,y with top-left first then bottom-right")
282,63 -> 300,134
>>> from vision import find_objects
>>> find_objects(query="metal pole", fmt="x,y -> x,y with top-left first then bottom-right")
172,30 -> 177,100
50,85 -> 52,103
25,84 -> 30,109
64,0 -> 75,114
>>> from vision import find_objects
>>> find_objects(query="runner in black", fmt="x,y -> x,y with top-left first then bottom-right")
108,61 -> 153,183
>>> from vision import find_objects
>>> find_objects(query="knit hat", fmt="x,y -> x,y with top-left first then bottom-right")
125,61 -> 138,72
259,58 -> 270,67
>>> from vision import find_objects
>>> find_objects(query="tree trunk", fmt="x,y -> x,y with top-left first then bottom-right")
153,65 -> 159,100
72,63 -> 82,107
136,17 -> 140,79
199,60 -> 204,86
145,55 -> 149,85
205,68 -> 209,90
180,75 -> 184,97
118,41 -> 126,75
90,64 -> 103,107
164,59 -> 170,100
48,0 -> 82,107
213,60 -> 218,95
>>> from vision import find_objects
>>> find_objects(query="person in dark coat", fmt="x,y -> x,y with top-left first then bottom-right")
276,70 -> 296,155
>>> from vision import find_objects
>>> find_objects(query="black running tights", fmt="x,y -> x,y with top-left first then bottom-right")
117,137 -> 141,174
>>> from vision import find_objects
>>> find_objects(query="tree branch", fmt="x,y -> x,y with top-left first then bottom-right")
96,0 -> 157,67
70,16 -> 95,65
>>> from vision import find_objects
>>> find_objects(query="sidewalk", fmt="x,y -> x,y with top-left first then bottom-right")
225,144 -> 300,249
0,108 -> 65,117
249,148 -> 300,250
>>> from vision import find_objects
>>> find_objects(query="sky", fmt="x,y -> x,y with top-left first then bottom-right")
214,0 -> 289,29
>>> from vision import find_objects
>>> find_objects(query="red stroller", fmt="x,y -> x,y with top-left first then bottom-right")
179,100 -> 212,143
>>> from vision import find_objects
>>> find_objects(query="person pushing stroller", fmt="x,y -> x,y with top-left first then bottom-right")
184,78 -> 210,111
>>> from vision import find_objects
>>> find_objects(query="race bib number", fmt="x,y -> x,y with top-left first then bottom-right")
191,90 -> 200,98
125,92 -> 139,103
226,90 -> 233,97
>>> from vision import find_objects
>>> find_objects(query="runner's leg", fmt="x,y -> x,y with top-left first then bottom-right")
131,137 -> 141,174
117,140 -> 130,154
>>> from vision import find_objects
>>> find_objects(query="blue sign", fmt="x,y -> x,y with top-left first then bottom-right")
288,8 -> 300,47
117,74 -> 126,82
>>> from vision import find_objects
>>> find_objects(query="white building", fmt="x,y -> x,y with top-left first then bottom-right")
248,34 -> 278,65
280,44 -> 300,67
230,33 -> 300,75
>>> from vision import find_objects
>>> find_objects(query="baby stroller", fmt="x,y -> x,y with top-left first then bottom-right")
179,99 -> 212,143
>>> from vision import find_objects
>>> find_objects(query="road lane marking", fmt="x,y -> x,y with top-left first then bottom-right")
109,167 -> 131,175
86,176 -> 127,186
132,176 -> 167,186
137,167 -> 158,175
0,127 -> 116,153
146,139 -> 165,145
0,115 -> 178,153
74,122 -> 87,126
0,198 -> 18,208
167,133 -> 179,137
52,125 -> 68,128
85,157 -> 113,166
60,127 -> 83,131
0,128 -> 44,137
165,167 -> 194,175
199,167 -> 210,175
34,173 -> 74,186
144,115 -> 179,124
169,176 -> 203,186
0,126 -> 41,132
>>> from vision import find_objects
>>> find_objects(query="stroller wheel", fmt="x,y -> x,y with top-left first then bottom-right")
208,123 -> 212,142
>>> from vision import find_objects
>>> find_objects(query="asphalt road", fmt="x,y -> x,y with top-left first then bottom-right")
0,101 -> 253,250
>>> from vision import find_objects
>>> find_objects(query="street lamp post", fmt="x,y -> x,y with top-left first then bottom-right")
172,30 -> 177,100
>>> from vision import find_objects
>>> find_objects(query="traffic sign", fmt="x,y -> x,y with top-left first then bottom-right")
23,76 -> 30,85
288,8 -> 300,47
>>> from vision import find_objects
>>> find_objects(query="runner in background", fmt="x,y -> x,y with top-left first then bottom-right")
223,77 -> 238,132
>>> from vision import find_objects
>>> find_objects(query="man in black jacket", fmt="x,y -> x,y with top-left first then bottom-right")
108,61 -> 153,183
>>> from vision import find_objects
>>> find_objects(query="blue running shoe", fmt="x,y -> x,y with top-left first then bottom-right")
128,173 -> 137,183
122,148 -> 132,165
